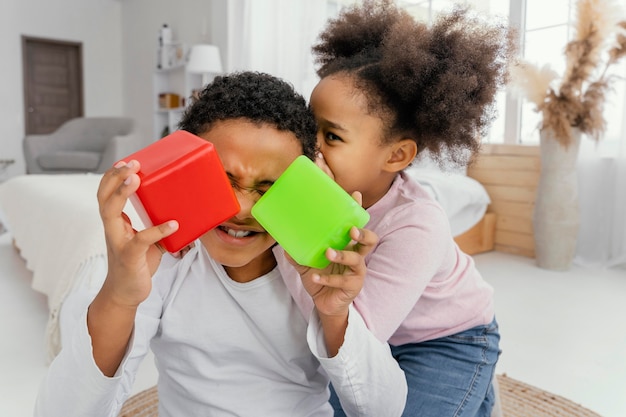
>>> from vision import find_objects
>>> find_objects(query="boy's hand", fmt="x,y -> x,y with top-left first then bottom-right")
97,160 -> 179,308
286,225 -> 376,356
288,225 -> 377,316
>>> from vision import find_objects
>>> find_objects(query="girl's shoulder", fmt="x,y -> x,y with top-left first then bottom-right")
370,173 -> 446,216
367,173 -> 450,235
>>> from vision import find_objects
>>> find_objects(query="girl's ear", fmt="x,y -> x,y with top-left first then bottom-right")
385,139 -> 417,172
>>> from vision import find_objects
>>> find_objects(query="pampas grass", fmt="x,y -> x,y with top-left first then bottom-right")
510,0 -> 626,147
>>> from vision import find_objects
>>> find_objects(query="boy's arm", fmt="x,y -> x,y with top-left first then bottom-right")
35,161 -> 175,416
87,290 -> 140,376
90,160 -> 178,375
35,299 -> 160,417
293,226 -> 376,356
292,226 -> 408,415
308,305 -> 408,417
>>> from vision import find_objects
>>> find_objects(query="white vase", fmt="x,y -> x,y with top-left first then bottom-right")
533,128 -> 582,270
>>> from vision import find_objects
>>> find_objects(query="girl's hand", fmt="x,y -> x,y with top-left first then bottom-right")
97,160 -> 179,308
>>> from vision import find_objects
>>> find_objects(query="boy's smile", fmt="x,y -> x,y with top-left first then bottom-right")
197,119 -> 302,283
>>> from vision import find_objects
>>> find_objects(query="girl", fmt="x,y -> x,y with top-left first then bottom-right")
277,1 -> 517,416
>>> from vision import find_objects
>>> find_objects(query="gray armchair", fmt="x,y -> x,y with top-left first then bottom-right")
23,117 -> 142,174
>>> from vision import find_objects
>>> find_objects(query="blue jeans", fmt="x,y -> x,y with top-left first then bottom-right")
329,318 -> 500,417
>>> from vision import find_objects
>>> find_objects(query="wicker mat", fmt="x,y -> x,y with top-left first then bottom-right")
118,385 -> 158,417
496,374 -> 601,417
117,374 -> 601,417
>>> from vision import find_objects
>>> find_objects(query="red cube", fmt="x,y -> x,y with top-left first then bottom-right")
118,130 -> 240,252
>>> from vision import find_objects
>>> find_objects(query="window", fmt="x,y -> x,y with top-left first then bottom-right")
326,0 -> 626,150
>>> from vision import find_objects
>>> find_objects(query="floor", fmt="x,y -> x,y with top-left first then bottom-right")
1,230 -> 625,417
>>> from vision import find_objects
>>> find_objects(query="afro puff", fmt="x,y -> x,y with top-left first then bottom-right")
312,0 -> 517,167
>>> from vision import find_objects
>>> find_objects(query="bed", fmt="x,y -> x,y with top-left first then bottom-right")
404,163 -> 495,255
0,163 -> 497,362
0,174 -> 145,362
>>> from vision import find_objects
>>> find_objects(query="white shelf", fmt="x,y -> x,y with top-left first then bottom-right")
155,107 -> 185,113
155,63 -> 185,73
152,66 -> 202,140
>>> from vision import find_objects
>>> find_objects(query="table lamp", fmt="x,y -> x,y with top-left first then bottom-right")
186,44 -> 223,86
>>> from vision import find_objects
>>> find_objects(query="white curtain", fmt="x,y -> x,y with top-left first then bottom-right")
225,0 -> 327,100
221,0 -> 626,270
574,66 -> 626,269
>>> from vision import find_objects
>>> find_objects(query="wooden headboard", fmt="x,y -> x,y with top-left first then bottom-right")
467,144 -> 540,258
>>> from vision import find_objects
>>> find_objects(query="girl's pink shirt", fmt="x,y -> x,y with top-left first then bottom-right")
275,171 -> 494,346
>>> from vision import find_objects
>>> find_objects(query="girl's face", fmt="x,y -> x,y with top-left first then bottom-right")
197,119 -> 302,283
309,75 -> 398,208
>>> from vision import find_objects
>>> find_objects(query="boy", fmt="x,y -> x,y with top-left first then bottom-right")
34,72 -> 407,417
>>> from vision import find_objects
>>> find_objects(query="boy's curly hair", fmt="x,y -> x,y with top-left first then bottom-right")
179,71 -> 318,160
312,0 -> 517,166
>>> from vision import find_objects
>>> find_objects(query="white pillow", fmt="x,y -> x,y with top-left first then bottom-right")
405,166 -> 490,236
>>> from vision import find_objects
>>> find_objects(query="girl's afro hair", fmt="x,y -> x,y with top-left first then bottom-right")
313,0 -> 517,167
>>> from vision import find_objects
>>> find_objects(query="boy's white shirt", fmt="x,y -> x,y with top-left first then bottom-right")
34,241 -> 407,417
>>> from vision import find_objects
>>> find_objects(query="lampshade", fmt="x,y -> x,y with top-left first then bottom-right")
186,44 -> 223,75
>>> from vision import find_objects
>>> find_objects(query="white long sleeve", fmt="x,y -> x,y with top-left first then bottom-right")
35,245 -> 407,416
34,307 -> 156,417
308,305 -> 408,417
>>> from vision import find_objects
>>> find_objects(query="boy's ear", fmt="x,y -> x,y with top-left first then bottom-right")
385,139 -> 417,172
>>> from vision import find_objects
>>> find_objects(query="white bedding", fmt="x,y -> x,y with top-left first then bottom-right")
0,174 -> 142,361
0,169 -> 489,361
404,166 -> 491,236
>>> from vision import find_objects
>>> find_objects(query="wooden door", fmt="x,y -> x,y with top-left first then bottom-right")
22,36 -> 84,135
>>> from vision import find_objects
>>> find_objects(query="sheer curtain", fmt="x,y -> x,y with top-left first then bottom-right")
224,0 -> 327,100
575,67 -> 626,269
221,0 -> 626,269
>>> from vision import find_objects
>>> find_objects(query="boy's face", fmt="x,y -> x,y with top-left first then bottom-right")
197,119 -> 302,282
310,75 -> 394,208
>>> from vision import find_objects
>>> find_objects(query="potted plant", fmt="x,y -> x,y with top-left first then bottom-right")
510,0 -> 626,270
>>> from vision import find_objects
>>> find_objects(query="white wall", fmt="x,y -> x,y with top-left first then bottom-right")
0,0 -> 125,178
119,0 -> 226,150
0,0 -> 226,179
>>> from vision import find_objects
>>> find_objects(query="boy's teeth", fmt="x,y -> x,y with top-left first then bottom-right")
227,228 -> 251,238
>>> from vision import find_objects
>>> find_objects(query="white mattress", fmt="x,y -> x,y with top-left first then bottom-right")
404,165 -> 491,236
0,173 -> 142,361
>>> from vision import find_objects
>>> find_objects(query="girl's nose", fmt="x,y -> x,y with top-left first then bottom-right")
316,133 -> 325,149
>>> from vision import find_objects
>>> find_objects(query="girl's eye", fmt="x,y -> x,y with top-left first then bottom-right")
325,132 -> 342,142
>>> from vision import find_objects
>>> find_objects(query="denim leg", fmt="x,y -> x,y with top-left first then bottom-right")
328,384 -> 347,417
327,318 -> 500,417
391,318 -> 501,417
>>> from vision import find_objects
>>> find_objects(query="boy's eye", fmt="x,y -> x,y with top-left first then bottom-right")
229,177 -> 270,197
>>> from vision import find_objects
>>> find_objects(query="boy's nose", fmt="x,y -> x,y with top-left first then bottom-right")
232,189 -> 257,220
